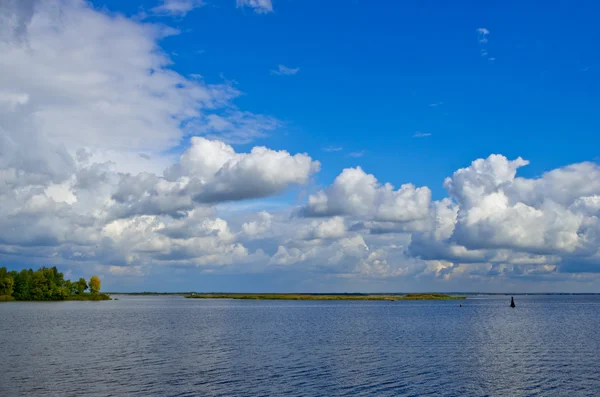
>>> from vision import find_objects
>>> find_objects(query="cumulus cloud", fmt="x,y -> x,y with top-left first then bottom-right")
295,154 -> 600,281
0,0 -> 278,185
266,233 -> 419,279
108,265 -> 144,277
2,0 -> 600,289
100,214 -> 252,267
241,211 -> 273,237
0,0 -> 241,154
109,173 -> 194,219
0,0 -> 310,275
445,155 -> 600,256
405,155 -> 600,279
303,167 -> 432,223
298,217 -> 347,240
269,235 -> 369,268
237,0 -> 274,14
168,137 -> 320,202
106,137 -> 319,219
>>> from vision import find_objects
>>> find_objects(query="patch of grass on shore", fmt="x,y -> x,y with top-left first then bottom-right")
65,293 -> 111,301
184,293 -> 465,301
105,292 -> 190,296
403,294 -> 464,300
0,295 -> 15,302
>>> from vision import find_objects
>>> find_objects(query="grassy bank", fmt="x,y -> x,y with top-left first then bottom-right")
65,293 -> 111,301
105,292 -> 191,296
184,293 -> 465,301
1,293 -> 111,302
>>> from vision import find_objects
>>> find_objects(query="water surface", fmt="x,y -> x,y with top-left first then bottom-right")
2,295 -> 599,396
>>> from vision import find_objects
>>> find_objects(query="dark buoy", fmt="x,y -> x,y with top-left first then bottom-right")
460,303 -> 462,307
510,296 -> 516,308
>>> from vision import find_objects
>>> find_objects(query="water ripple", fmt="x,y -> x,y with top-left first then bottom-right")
2,295 -> 600,396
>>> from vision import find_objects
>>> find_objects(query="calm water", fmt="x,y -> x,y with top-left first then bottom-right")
1,295 -> 600,396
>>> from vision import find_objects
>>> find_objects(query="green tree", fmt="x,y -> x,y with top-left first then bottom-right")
0,267 -> 14,298
89,276 -> 101,294
65,280 -> 75,295
29,270 -> 47,300
0,266 -> 103,301
76,278 -> 88,294
13,269 -> 32,300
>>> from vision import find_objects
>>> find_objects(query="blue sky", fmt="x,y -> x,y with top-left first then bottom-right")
2,0 -> 600,292
96,0 -> 600,198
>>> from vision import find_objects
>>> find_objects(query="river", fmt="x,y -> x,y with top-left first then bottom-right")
1,295 -> 599,396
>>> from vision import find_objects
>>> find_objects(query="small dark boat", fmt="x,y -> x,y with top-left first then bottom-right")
510,296 -> 515,308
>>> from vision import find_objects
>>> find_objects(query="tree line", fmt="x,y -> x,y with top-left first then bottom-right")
0,266 -> 101,301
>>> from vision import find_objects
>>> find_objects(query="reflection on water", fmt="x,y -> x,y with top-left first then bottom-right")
1,295 -> 600,396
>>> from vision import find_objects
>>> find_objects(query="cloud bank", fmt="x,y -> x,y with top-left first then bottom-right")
1,0 -> 599,291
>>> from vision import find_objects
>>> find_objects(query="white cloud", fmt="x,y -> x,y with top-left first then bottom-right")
185,111 -> 280,144
477,28 -> 489,43
348,151 -> 365,158
237,0 -> 274,14
241,211 -> 273,237
296,154 -> 600,281
2,0 -> 600,289
413,132 -> 432,138
150,0 -> 205,16
269,235 -> 369,267
107,136 -> 320,219
0,0 -> 310,274
444,155 -> 600,255
0,0 -> 278,182
303,167 -> 432,222
271,64 -> 300,76
167,136 -> 320,202
99,214 -> 255,267
477,27 -> 494,60
298,217 -> 347,240
108,265 -> 144,276
0,0 -> 239,154
322,146 -> 343,152
0,91 -> 29,108
0,0 -> 37,40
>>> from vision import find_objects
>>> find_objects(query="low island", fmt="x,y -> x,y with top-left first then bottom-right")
184,293 -> 465,301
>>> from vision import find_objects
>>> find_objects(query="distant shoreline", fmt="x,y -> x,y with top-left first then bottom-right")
183,293 -> 465,301
105,292 -> 600,296
65,293 -> 111,301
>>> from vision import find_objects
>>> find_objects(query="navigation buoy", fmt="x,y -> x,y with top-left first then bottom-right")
460,303 -> 462,307
510,296 -> 516,308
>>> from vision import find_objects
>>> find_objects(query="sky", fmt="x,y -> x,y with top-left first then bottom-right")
1,0 -> 599,292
